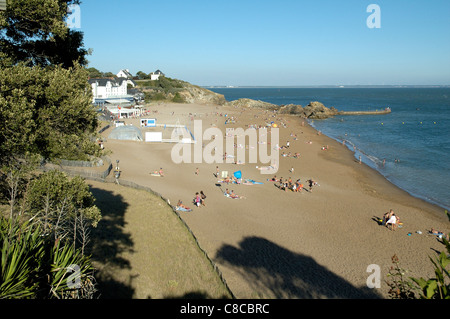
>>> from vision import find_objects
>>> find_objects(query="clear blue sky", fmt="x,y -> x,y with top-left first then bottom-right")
79,0 -> 450,86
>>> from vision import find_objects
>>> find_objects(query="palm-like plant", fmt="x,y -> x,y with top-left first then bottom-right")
0,218 -> 43,298
0,217 -> 96,299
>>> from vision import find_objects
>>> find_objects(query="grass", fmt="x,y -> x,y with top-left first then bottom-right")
87,180 -> 232,299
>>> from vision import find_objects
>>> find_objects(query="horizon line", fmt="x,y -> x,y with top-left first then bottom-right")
203,84 -> 450,88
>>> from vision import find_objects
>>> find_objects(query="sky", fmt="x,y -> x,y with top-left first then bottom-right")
77,0 -> 450,86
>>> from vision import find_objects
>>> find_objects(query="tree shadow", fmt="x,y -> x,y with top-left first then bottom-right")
87,185 -> 135,298
215,236 -> 382,299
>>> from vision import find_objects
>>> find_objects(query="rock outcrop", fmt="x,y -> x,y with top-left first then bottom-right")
178,83 -> 227,105
137,78 -> 340,119
271,101 -> 339,119
301,101 -> 340,119
137,78 -> 227,105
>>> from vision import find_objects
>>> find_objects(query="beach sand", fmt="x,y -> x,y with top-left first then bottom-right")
99,101 -> 449,299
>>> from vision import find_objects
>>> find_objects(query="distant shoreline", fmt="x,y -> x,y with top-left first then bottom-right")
205,85 -> 450,89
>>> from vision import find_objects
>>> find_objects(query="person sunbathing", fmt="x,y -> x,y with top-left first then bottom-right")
230,190 -> 243,199
430,228 -> 449,240
151,168 -> 164,176
177,200 -> 190,210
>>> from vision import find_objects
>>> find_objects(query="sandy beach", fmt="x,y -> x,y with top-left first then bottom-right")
98,101 -> 449,299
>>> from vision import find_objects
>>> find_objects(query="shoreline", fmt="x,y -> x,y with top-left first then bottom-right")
99,101 -> 449,299
307,119 -> 450,213
211,87 -> 450,213
307,120 -> 447,220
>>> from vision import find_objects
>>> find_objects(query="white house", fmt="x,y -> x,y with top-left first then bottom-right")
117,69 -> 133,79
150,69 -> 165,81
116,69 -> 136,87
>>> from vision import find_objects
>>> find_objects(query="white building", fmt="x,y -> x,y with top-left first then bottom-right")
116,69 -> 136,87
89,78 -> 137,107
117,69 -> 133,79
89,78 -> 128,99
150,69 -> 165,80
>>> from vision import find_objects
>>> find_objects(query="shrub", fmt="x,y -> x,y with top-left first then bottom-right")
0,217 -> 96,299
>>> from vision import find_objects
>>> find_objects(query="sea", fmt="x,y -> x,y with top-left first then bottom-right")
208,87 -> 450,212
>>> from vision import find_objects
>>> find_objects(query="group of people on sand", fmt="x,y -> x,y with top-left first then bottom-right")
267,176 -> 319,193
430,228 -> 450,241
382,209 -> 400,230
281,151 -> 301,158
219,175 -> 241,185
151,168 -> 164,177
381,209 -> 449,240
175,191 -> 206,211
224,188 -> 244,199
193,191 -> 207,207
284,177 -> 304,192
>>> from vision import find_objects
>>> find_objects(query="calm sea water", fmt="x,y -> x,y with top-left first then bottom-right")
209,87 -> 450,211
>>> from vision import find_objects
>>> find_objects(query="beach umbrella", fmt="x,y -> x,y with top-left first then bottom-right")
233,170 -> 242,179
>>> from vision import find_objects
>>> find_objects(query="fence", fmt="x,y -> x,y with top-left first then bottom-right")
101,177 -> 236,299
39,157 -> 235,298
41,156 -> 113,180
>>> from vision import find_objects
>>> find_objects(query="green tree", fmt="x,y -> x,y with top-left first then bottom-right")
0,0 -> 101,299
0,62 -> 99,164
0,0 -> 88,68
136,71 -> 149,80
26,170 -> 101,249
86,67 -> 103,78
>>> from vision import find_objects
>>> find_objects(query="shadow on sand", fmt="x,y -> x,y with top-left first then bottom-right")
215,236 -> 382,299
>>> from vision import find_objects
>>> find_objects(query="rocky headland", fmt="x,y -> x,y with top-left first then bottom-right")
137,79 -> 390,119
